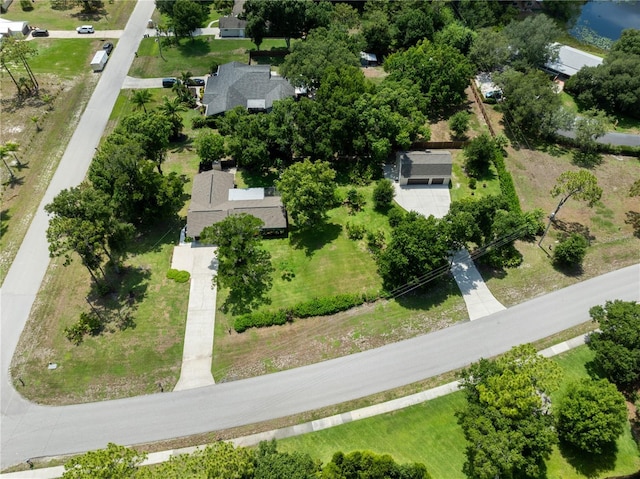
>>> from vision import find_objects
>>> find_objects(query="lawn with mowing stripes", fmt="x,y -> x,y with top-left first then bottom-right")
278,345 -> 640,479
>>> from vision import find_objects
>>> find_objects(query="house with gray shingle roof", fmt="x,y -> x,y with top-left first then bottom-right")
187,169 -> 288,239
396,150 -> 452,186
202,62 -> 295,116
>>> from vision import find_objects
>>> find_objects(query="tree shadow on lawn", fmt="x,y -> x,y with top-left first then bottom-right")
170,136 -> 194,154
552,219 -> 595,242
288,222 -> 342,257
239,168 -> 279,188
0,209 -> 10,239
558,440 -> 618,479
129,217 -> 185,255
177,38 -> 212,57
393,276 -> 462,312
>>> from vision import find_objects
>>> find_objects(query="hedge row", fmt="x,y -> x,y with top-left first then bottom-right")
492,152 -> 522,214
233,291 -> 379,332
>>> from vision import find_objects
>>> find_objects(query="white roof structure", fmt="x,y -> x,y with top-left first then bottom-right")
545,44 -> 604,77
0,19 -> 29,37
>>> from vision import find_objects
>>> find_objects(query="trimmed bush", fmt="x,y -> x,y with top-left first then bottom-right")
166,269 -> 190,283
554,233 -> 589,267
493,152 -> 521,213
387,206 -> 405,228
234,310 -> 290,333
372,179 -> 395,210
346,222 -> 366,240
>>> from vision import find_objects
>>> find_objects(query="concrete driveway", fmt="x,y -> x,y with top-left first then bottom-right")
392,183 -> 451,218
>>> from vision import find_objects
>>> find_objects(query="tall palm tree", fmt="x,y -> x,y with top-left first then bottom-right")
130,89 -> 153,113
158,96 -> 187,139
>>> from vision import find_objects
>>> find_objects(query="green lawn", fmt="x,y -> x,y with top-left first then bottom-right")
28,39 -> 105,78
1,0 -> 134,30
450,151 -> 501,203
129,37 -> 290,78
278,346 -> 640,479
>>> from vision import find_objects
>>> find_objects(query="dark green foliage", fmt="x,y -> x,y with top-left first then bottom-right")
469,28 -> 510,71
234,310 -> 290,333
458,345 -> 562,479
496,69 -> 572,139
366,229 -> 386,255
61,442 -> 144,479
322,450 -> 431,479
255,441 -> 320,479
345,222 -> 366,240
377,212 -> 449,291
344,188 -> 366,215
492,151 -> 521,213
166,269 -> 190,283
565,31 -> 640,119
449,111 -> 470,139
588,300 -> 640,393
64,312 -> 102,345
455,0 -> 518,29
168,0 -> 209,40
502,14 -> 561,70
556,378 -> 628,454
200,214 -> 274,315
384,40 -> 473,114
468,178 -> 476,190
553,233 -> 589,267
463,133 -> 496,178
20,0 -> 33,11
387,205 -> 405,227
372,178 -> 395,211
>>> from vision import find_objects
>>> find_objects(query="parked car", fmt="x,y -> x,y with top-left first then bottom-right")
102,42 -> 114,56
31,29 -> 49,37
76,25 -> 94,34
162,77 -> 178,88
185,78 -> 205,87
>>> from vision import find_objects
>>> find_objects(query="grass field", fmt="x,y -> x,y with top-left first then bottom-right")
28,38 -> 107,78
1,0 -> 135,30
278,345 -> 640,479
129,37 -> 290,78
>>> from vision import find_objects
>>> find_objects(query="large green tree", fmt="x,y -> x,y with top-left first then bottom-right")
572,108 -> 609,167
276,159 -> 337,229
384,40 -> 473,114
458,344 -> 562,479
169,0 -> 208,40
556,378 -> 628,454
503,14 -> 561,70
200,214 -> 274,315
195,130 -> 226,170
279,25 -> 360,89
377,212 -> 449,292
496,69 -> 573,139
588,300 -> 640,393
463,133 -> 496,178
468,28 -> 510,71
118,111 -> 172,174
45,183 -> 134,284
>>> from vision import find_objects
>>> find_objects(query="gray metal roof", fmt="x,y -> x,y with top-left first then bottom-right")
545,44 -> 603,77
203,62 -> 295,116
397,150 -> 452,179
187,170 -> 287,237
218,16 -> 246,29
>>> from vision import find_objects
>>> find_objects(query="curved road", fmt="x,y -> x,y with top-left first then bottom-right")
2,0 -> 639,469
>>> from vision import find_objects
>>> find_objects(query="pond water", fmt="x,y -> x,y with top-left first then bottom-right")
570,1 -> 640,47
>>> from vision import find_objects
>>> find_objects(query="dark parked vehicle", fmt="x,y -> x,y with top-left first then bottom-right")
31,29 -> 49,37
185,78 -> 205,87
162,78 -> 178,88
102,42 -> 114,56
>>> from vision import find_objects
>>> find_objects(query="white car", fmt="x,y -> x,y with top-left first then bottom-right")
76,25 -> 95,34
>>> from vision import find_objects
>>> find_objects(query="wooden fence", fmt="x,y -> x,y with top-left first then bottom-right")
469,80 -> 497,138
410,140 -> 469,150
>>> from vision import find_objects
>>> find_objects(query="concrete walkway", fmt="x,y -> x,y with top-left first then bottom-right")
171,243 -> 218,391
0,333 -> 590,478
450,249 -> 506,320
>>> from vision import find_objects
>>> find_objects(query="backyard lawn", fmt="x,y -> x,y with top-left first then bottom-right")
278,345 -> 640,479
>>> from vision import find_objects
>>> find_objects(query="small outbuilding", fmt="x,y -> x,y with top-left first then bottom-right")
360,51 -> 378,67
187,169 -> 288,240
0,19 -> 29,38
396,150 -> 452,186
544,43 -> 604,78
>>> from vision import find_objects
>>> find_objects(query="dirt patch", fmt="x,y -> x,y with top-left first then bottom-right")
361,66 -> 388,79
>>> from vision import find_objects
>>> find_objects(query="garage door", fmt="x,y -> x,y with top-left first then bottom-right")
407,178 -> 430,185
431,178 -> 445,185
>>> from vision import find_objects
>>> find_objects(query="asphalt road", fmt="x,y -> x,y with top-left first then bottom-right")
558,129 -> 640,147
1,264 -> 638,468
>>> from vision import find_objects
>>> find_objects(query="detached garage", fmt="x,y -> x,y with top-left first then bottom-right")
396,150 -> 452,186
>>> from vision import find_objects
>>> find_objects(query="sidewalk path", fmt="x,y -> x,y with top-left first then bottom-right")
171,244 -> 218,391
0,333 -> 591,478
390,178 -> 505,321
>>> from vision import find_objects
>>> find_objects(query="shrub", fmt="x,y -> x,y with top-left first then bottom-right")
166,269 -> 190,283
449,111 -> 470,138
493,151 -> 521,213
345,188 -> 366,214
234,310 -> 290,333
553,233 -> 589,267
20,0 -> 33,10
291,293 -> 368,318
372,179 -> 395,210
191,117 -> 208,129
366,230 -> 386,254
346,222 -> 366,240
387,206 -> 405,228
64,312 -> 102,345
469,178 -> 477,190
